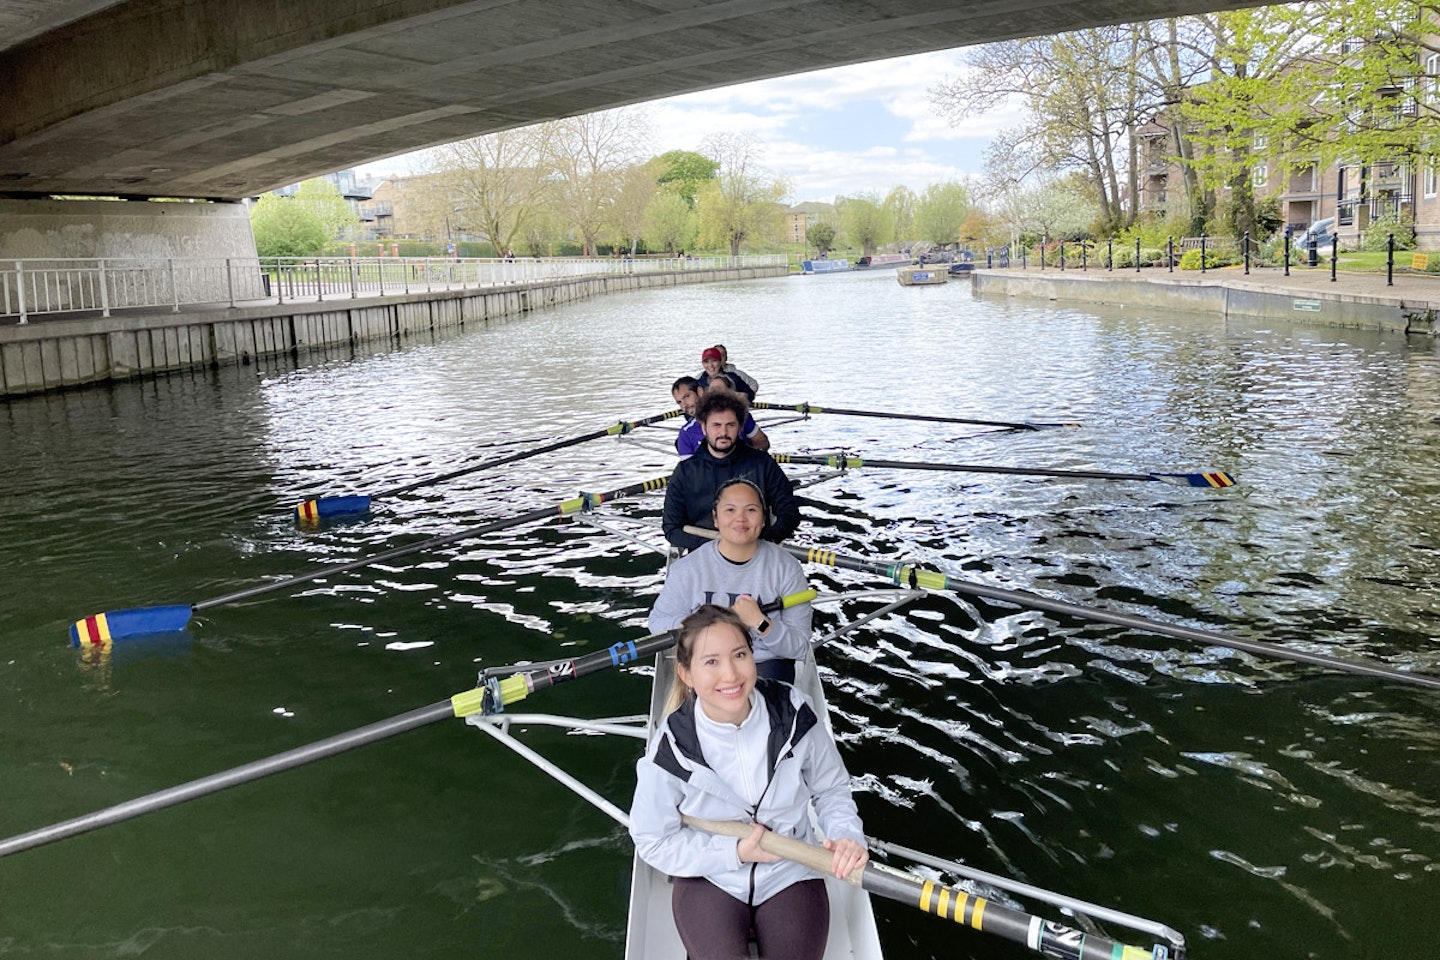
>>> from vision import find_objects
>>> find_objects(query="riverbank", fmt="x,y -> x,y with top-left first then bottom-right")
0,264 -> 784,397
972,264 -> 1440,334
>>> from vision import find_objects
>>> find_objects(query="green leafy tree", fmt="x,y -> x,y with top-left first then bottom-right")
913,181 -> 971,246
249,192 -> 329,257
654,150 -> 720,207
607,160 -> 660,254
643,186 -> 697,254
806,221 -> 837,255
838,193 -> 893,256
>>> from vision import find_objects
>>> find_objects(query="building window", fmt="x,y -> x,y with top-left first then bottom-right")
1253,164 -> 1268,189
1427,53 -> 1440,75
1254,133 -> 1268,150
1426,163 -> 1438,199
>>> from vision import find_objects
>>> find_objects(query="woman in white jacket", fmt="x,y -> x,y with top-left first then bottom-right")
630,605 -> 868,960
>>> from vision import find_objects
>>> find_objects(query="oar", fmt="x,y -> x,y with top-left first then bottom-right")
14,592 -> 815,860
683,817 -> 1172,960
293,409 -> 683,522
773,454 -> 1236,489
681,526 -> 1440,692
68,476 -> 670,647
754,401 -> 1080,432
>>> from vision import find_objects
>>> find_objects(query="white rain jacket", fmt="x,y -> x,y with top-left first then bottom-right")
629,678 -> 865,906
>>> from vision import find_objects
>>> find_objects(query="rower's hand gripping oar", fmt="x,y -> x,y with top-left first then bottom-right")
681,526 -> 1440,692
682,817 -> 1178,960
68,476 -> 671,647
292,408 -> 683,522
773,454 -> 1236,489
10,592 -> 814,860
754,401 -> 1080,432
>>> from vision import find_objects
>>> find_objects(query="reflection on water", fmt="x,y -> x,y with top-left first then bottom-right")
1,271 -> 1438,960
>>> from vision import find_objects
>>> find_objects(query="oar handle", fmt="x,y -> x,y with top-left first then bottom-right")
680,818 -> 1169,959
682,815 -> 841,877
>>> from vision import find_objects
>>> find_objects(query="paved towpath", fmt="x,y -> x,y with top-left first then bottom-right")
1026,261 -> 1440,308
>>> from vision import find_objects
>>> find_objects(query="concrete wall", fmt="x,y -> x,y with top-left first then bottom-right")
0,264 -> 786,397
971,270 -> 1434,334
0,198 -> 258,261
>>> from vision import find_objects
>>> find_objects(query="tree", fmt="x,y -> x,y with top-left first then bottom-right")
883,185 -> 917,242
937,27 -> 1149,234
696,132 -> 788,256
643,186 -> 697,254
419,126 -> 553,257
838,193 -> 893,256
249,192 -> 329,258
608,160 -> 660,254
546,108 -> 650,255
806,221 -> 837,255
654,150 -> 720,207
913,181 -> 971,246
294,178 -> 360,242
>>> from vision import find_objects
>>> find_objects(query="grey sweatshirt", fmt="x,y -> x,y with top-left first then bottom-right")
648,541 -> 812,663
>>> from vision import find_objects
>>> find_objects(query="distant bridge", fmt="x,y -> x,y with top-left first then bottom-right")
2,0 -> 1270,201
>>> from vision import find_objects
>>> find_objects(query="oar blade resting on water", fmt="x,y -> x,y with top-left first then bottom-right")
1150,470 -> 1236,488
69,605 -> 194,648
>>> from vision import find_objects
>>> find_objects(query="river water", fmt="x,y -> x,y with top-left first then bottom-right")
1,270 -> 1437,960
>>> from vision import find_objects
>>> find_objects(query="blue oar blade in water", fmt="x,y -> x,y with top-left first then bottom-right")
1151,470 -> 1237,488
69,605 -> 195,647
294,495 -> 372,523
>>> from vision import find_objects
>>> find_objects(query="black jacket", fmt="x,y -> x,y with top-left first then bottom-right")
662,443 -> 800,551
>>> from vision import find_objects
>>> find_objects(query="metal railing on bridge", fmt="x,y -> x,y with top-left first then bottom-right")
0,254 -> 786,324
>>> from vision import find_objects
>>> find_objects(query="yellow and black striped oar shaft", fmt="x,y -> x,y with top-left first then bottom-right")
70,476 -> 669,647
455,588 -> 819,717
753,401 -> 1080,432
293,408 -> 684,522
682,817 -> 1172,959
680,527 -> 1440,692
772,454 -> 1235,489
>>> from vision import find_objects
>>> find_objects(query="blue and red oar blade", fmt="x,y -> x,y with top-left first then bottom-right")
69,605 -> 195,647
1151,470 -> 1237,488
294,495 -> 372,524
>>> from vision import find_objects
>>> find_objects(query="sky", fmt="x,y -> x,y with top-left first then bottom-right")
354,48 -> 1026,206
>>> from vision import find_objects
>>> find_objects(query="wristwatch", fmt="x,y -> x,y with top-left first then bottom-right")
757,617 -> 771,634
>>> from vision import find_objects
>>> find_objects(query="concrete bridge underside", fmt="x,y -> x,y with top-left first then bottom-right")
2,0 -> 1268,201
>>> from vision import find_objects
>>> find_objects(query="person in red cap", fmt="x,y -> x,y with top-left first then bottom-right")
698,346 -> 754,402
714,343 -> 759,398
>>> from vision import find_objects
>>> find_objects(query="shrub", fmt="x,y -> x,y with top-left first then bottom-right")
1179,249 -> 1222,270
1360,212 -> 1416,252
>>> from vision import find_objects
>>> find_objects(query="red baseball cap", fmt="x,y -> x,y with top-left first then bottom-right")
701,347 -> 722,361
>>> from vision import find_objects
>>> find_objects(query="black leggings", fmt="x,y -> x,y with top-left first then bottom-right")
672,876 -> 829,960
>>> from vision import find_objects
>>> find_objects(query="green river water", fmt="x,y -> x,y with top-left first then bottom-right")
1,270 -> 1437,959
